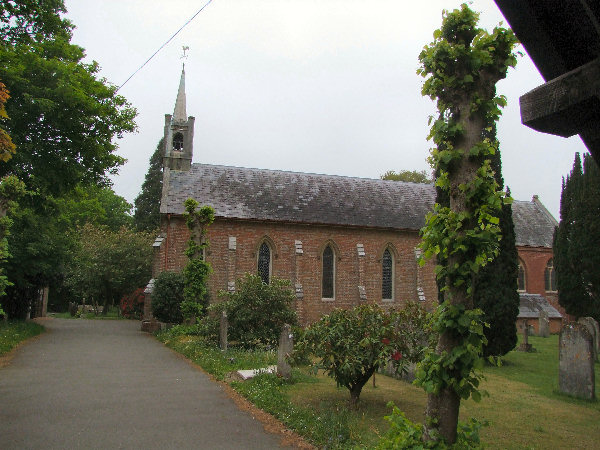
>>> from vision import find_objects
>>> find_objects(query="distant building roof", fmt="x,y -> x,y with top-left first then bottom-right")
161,163 -> 557,245
512,196 -> 558,248
518,293 -> 562,319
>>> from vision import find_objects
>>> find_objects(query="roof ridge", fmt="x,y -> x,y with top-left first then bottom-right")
190,162 -> 434,186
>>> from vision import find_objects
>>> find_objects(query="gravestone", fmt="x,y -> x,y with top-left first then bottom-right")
518,320 -> 532,352
559,323 -> 595,400
578,317 -> 599,362
219,311 -> 228,351
538,310 -> 550,338
277,324 -> 293,380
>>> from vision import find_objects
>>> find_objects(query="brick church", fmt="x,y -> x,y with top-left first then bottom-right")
143,67 -> 562,329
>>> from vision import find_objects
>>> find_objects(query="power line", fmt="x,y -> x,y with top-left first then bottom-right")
116,0 -> 214,92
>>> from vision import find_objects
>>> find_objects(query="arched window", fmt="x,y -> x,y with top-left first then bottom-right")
257,242 -> 271,284
322,244 -> 335,299
517,260 -> 526,291
173,132 -> 184,151
544,258 -> 557,292
382,248 -> 394,300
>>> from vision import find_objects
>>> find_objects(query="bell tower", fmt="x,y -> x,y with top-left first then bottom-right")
163,64 -> 194,171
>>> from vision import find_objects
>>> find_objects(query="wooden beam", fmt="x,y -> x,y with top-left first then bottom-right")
520,57 -> 600,138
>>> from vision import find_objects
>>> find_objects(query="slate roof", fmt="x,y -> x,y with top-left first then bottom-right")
162,163 -> 557,244
518,293 -> 562,319
511,198 -> 558,248
162,164 -> 435,230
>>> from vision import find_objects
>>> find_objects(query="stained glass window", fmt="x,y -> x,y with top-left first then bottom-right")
382,248 -> 393,300
517,261 -> 526,291
322,245 -> 334,299
258,242 -> 271,284
544,258 -> 556,292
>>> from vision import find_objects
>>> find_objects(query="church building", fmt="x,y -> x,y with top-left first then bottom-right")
143,67 -> 562,329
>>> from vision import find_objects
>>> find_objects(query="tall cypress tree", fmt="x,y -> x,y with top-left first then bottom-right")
555,152 -> 600,321
472,124 -> 519,357
133,138 -> 164,232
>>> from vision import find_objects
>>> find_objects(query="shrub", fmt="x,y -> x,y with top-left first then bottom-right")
151,271 -> 185,323
377,403 -> 486,449
119,288 -> 145,319
215,273 -> 297,348
294,303 -> 431,406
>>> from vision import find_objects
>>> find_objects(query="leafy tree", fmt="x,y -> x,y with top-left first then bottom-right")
416,4 -> 518,444
151,271 -> 185,324
215,273 -> 297,348
134,138 -> 164,232
1,0 -> 70,45
554,152 -> 600,321
295,303 -> 431,407
0,2 -> 137,316
380,169 -> 432,183
56,184 -> 133,231
0,81 -> 15,162
64,224 -> 153,315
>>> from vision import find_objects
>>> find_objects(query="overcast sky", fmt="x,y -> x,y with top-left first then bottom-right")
64,0 -> 589,220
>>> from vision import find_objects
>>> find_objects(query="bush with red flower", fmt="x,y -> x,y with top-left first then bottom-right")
119,288 -> 146,319
293,303 -> 432,407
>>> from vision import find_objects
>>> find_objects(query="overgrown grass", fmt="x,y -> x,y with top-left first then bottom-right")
158,331 -> 600,449
0,321 -> 44,356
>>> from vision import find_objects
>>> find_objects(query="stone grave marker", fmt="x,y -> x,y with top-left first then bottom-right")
538,310 -> 550,338
518,320 -> 532,352
559,323 -> 595,400
578,317 -> 599,362
220,310 -> 228,351
277,324 -> 293,380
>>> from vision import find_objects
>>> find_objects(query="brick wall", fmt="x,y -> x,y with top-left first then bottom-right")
517,246 -> 566,318
153,216 -> 438,325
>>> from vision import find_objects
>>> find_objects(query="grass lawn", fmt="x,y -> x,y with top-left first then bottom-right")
0,320 -> 44,356
50,306 -> 125,320
160,332 -> 600,449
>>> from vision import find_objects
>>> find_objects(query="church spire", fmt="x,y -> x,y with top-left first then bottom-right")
172,64 -> 187,124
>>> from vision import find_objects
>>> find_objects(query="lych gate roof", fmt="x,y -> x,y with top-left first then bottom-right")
162,163 -> 557,245
518,293 -> 562,319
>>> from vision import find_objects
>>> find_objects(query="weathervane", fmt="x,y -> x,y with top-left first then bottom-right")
181,45 -> 190,60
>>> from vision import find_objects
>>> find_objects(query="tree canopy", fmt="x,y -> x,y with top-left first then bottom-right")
380,169 -> 432,183
134,138 -> 163,232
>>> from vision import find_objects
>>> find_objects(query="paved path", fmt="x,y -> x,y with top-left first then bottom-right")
0,319 -> 283,449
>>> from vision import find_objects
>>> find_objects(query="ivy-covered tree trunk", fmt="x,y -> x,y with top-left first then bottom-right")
417,5 -> 518,444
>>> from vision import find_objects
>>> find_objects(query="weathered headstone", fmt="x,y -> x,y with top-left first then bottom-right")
538,310 -> 550,338
559,323 -> 595,400
277,324 -> 293,380
577,317 -> 599,362
220,311 -> 228,352
518,320 -> 532,352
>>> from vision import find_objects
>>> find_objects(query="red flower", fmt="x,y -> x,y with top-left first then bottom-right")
381,338 -> 390,345
392,350 -> 402,361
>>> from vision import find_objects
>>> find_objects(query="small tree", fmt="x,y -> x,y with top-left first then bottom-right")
181,199 -> 214,321
295,304 -> 431,407
216,273 -> 297,348
151,271 -> 185,324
